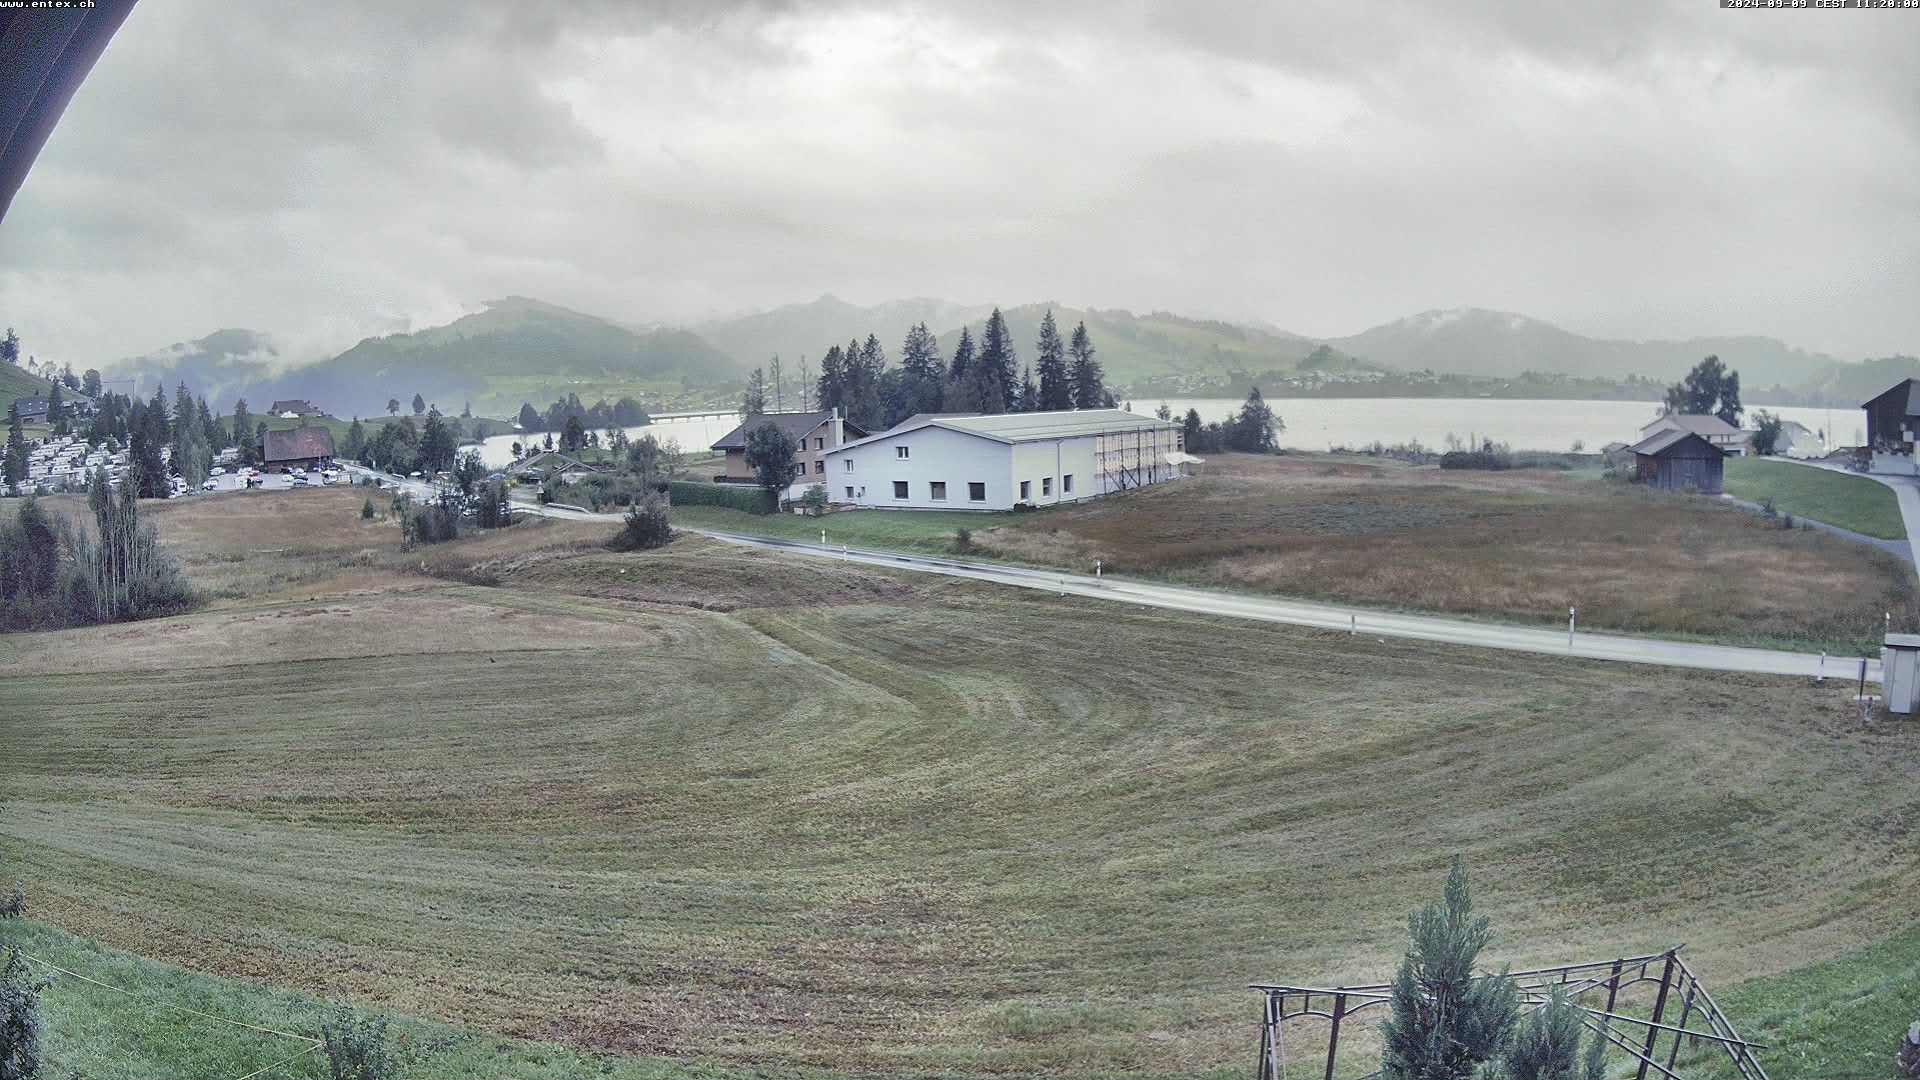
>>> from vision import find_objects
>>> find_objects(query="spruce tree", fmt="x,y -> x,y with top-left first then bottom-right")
743,368 -> 767,416
1379,859 -> 1519,1080
1035,310 -> 1071,411
949,325 -> 976,383
1068,321 -> 1105,408
980,309 -> 1017,411
1018,364 -> 1038,412
231,399 -> 255,465
47,384 -> 66,438
3,401 -> 25,491
1503,990 -> 1607,1080
817,345 -> 847,416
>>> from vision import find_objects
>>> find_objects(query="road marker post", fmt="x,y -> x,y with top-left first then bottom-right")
1095,559 -> 1102,579
1568,606 -> 1577,650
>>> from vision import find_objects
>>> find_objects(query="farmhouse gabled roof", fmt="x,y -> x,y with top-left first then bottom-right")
1862,378 -> 1920,415
710,411 -> 867,451
1642,413 -> 1743,439
829,408 -> 1179,452
261,425 -> 336,463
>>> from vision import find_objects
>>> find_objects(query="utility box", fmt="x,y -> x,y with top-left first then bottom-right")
1881,634 -> 1920,714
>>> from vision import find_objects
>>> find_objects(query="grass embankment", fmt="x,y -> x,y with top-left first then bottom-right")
673,454 -> 1917,655
1723,456 -> 1907,540
3,490 -> 1918,1077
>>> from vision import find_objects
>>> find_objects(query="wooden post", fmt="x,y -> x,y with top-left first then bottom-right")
1635,953 -> 1677,1080
1323,993 -> 1345,1080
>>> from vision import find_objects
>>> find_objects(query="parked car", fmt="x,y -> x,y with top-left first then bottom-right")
209,466 -> 226,476
200,478 -> 219,491
291,473 -> 313,488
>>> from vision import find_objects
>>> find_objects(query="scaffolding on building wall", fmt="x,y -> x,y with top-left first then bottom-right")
1253,947 -> 1766,1080
1096,425 -> 1183,494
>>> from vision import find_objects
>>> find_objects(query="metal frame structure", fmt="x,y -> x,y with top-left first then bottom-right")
1252,947 -> 1766,1080
1095,425 -> 1182,492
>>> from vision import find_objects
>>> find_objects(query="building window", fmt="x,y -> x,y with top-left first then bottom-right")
930,481 -> 947,501
893,480 -> 909,499
968,482 -> 986,501
1062,473 -> 1074,493
844,458 -> 854,472
815,437 -> 824,450
1042,477 -> 1053,496
1019,480 -> 1031,500
895,445 -> 910,459
845,485 -> 854,499
814,460 -> 825,474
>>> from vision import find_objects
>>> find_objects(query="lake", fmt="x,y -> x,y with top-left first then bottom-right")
477,397 -> 1860,468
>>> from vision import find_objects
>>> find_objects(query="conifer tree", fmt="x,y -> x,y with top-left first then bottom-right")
47,384 -> 67,438
231,399 -> 255,466
1018,364 -> 1038,412
3,401 -> 25,491
1035,310 -> 1071,411
1379,859 -> 1519,1080
980,309 -> 1017,411
949,325 -> 975,383
1068,321 -> 1105,408
743,367 -> 768,416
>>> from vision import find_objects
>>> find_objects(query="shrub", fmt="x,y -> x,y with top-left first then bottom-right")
0,883 -> 20,919
318,1006 -> 395,1080
666,481 -> 774,515
1439,449 -> 1514,471
608,494 -> 672,551
952,527 -> 975,554
1502,989 -> 1606,1080
401,494 -> 462,549
361,498 -> 376,520
0,946 -> 48,1080
471,480 -> 512,529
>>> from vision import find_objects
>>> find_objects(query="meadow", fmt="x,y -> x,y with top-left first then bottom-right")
2,488 -> 1918,1077
674,453 -> 1917,655
1722,455 -> 1906,540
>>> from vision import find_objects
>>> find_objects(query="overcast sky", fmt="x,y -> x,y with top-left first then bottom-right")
0,0 -> 1915,368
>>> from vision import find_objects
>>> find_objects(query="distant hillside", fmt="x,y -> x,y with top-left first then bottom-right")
0,363 -> 53,415
695,295 -> 996,369
107,298 -> 744,418
696,295 -> 1361,387
101,327 -> 281,407
1323,308 -> 1838,388
1791,354 -> 1920,406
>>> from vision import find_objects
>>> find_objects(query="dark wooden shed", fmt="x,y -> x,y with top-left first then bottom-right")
1628,429 -> 1724,494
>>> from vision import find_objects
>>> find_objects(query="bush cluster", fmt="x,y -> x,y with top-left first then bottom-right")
608,493 -> 673,551
666,480 -> 775,515
1439,449 -> 1515,471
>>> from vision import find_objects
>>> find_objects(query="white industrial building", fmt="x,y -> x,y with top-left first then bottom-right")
819,409 -> 1188,511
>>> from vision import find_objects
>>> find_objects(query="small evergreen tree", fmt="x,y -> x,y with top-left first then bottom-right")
1503,990 -> 1606,1080
743,367 -> 768,416
1035,310 -> 1071,411
3,401 -> 25,491
608,493 -> 672,551
0,946 -> 47,1080
1378,859 -> 1519,1080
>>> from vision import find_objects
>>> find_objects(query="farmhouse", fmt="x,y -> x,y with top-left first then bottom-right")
269,398 -> 323,419
710,409 -> 869,488
1636,413 -> 1748,456
507,451 -> 599,483
1862,378 -> 1920,475
820,408 -> 1185,511
260,425 -> 336,472
15,392 -> 96,424
1628,428 -> 1724,494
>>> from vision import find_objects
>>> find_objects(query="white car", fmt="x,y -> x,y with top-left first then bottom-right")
291,473 -> 313,487
200,478 -> 219,491
209,466 -> 226,476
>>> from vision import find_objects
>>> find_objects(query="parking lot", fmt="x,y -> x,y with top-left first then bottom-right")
188,469 -> 351,495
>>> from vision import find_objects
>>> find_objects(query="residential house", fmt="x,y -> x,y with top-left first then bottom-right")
260,425 -> 336,472
709,410 -> 869,492
269,399 -> 324,419
820,408 -> 1186,511
1637,413 -> 1748,457
1628,429 -> 1725,494
506,451 -> 599,483
14,392 -> 96,424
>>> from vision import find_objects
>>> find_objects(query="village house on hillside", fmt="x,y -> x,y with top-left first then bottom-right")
260,425 -> 335,472
820,408 -> 1186,511
1637,413 -> 1748,457
710,409 -> 869,488
269,399 -> 324,419
1628,428 -> 1725,494
1862,378 -> 1920,475
16,392 -> 97,424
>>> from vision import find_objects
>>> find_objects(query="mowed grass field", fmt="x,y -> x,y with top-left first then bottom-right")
677,454 -> 1917,654
1723,456 -> 1907,540
3,491 -> 1919,1077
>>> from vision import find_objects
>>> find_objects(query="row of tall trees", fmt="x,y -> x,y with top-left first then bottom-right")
347,409 -> 460,475
806,309 -> 1111,432
514,393 -> 650,434
1174,387 -> 1282,454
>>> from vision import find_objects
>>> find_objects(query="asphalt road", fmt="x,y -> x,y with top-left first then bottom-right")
342,463 -> 1880,683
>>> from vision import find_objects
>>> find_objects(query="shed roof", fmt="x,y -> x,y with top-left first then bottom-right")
831,408 -> 1178,452
261,425 -> 336,463
1628,429 -> 1720,457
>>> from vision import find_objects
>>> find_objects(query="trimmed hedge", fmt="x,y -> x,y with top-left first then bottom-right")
667,481 -> 776,515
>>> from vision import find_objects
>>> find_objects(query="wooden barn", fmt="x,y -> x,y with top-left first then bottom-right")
1627,428 -> 1724,494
